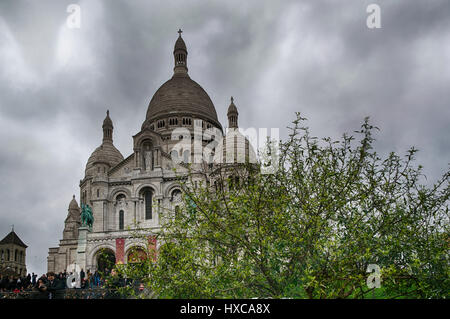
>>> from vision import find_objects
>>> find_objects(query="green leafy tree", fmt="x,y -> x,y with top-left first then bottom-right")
112,114 -> 449,299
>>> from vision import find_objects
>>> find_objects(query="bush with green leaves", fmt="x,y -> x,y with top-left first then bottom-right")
111,114 -> 449,299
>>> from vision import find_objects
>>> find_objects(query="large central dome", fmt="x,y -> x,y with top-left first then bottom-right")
143,74 -> 221,128
141,30 -> 222,131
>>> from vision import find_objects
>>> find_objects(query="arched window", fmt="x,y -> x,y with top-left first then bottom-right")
171,189 -> 182,201
116,194 -> 126,203
171,189 -> 182,219
127,247 -> 147,264
14,249 -> 18,262
6,249 -> 10,261
157,120 -> 165,128
182,117 -> 192,126
143,189 -> 153,220
119,210 -> 124,230
0,250 -> 3,261
96,248 -> 115,273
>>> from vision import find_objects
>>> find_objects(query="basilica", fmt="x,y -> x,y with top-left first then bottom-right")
47,31 -> 253,273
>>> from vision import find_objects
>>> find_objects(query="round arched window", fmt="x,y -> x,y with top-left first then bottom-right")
116,194 -> 126,203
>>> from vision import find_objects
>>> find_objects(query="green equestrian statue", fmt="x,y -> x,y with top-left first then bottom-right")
81,204 -> 94,229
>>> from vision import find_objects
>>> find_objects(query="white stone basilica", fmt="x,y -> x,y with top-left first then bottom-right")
47,31 -> 254,273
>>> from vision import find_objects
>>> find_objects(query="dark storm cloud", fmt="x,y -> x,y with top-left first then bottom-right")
0,0 -> 448,275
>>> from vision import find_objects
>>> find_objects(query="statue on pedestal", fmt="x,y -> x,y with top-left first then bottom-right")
81,204 -> 94,229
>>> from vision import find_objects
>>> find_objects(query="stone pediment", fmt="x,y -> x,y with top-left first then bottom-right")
133,128 -> 165,149
108,153 -> 135,178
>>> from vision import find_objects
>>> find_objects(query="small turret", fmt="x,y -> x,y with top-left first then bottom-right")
102,110 -> 114,143
173,28 -> 188,75
85,110 -> 124,177
227,96 -> 239,128
63,195 -> 81,240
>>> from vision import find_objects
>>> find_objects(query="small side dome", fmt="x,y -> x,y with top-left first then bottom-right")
68,195 -> 79,211
213,129 -> 257,165
85,110 -> 124,176
85,143 -> 124,176
66,195 -> 81,224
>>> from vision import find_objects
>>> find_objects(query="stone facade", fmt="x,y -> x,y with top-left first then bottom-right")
48,31 -> 252,273
47,196 -> 81,273
0,230 -> 27,277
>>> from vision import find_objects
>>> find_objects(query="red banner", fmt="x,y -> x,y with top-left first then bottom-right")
148,236 -> 157,261
115,238 -> 125,264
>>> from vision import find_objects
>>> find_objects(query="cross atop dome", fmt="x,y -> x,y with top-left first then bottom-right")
173,29 -> 188,75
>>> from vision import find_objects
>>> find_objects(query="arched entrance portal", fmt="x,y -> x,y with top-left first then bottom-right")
96,248 -> 116,273
127,247 -> 147,264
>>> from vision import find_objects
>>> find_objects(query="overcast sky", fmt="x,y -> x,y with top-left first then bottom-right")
0,0 -> 449,276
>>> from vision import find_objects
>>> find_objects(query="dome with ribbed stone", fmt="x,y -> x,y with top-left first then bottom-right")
141,30 -> 222,132
142,75 -> 222,130
213,129 -> 257,165
85,142 -> 124,175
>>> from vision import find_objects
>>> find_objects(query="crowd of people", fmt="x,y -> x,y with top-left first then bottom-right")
0,269 -> 111,294
0,266 -> 148,299
0,273 -> 35,293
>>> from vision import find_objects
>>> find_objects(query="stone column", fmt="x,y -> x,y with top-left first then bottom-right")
76,226 -> 90,271
103,202 -> 107,232
135,150 -> 140,167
